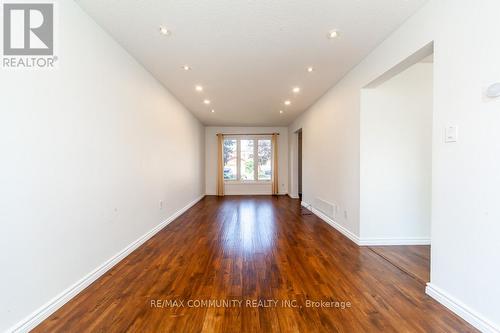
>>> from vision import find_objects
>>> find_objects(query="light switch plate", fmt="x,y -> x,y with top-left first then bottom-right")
445,125 -> 458,143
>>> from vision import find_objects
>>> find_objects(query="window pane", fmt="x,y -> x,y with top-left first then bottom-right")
223,139 -> 237,180
258,140 -> 272,181
240,139 -> 255,181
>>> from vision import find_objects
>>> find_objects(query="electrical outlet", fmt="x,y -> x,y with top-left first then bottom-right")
159,200 -> 164,209
344,210 -> 348,219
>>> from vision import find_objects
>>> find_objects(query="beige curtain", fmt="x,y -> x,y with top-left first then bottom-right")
271,133 -> 279,195
216,133 -> 225,196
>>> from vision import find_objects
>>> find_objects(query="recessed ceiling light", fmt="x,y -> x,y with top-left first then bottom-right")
204,99 -> 211,105
284,100 -> 291,106
328,29 -> 339,39
279,110 -> 284,114
211,109 -> 215,113
182,65 -> 191,71
292,87 -> 300,93
195,85 -> 203,92
159,26 -> 171,36
307,67 -> 314,73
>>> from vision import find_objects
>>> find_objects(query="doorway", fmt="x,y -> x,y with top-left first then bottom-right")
298,130 -> 302,200
360,45 -> 434,285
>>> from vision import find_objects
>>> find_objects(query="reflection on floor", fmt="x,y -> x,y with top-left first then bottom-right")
34,197 -> 471,332
368,245 -> 430,284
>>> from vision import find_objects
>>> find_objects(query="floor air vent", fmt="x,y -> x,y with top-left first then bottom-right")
301,208 -> 313,216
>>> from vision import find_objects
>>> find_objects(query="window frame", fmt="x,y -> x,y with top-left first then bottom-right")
223,135 -> 272,184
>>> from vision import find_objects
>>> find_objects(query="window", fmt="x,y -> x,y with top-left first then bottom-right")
223,137 -> 273,182
240,140 -> 255,180
258,139 -> 272,181
223,139 -> 237,180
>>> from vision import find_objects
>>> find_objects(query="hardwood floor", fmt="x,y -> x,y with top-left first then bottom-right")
369,245 -> 430,285
34,196 -> 476,332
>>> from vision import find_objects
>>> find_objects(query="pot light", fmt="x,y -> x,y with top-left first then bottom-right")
279,110 -> 284,114
195,85 -> 203,92
203,99 -> 211,105
293,87 -> 301,93
307,67 -> 314,73
182,65 -> 191,71
159,26 -> 171,36
328,29 -> 339,39
284,100 -> 291,106
211,109 -> 215,113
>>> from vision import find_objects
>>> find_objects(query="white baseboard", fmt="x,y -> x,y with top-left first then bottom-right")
223,193 -> 288,196
301,201 -> 361,245
303,201 -> 497,332
301,201 -> 430,247
426,283 -> 499,333
8,195 -> 205,333
358,237 -> 431,246
205,193 -> 287,196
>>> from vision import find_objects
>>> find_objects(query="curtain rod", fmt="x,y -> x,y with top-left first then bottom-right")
217,133 -> 279,136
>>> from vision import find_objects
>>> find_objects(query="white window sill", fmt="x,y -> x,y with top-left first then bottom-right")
224,181 -> 271,185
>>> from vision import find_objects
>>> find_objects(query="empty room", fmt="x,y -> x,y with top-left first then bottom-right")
1,1 -> 499,332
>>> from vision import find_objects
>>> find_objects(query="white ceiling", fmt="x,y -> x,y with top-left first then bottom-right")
76,0 -> 427,126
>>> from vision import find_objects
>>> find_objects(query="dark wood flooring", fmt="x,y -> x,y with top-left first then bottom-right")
34,196 -> 476,332
369,245 -> 430,285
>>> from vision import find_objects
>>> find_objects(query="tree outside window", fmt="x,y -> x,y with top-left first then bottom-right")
223,138 -> 272,182
223,139 -> 237,180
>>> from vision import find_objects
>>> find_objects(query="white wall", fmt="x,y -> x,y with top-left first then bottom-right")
290,0 -> 500,330
289,70 -> 361,236
360,63 -> 433,242
0,1 -> 205,331
288,130 -> 299,198
205,127 -> 288,195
